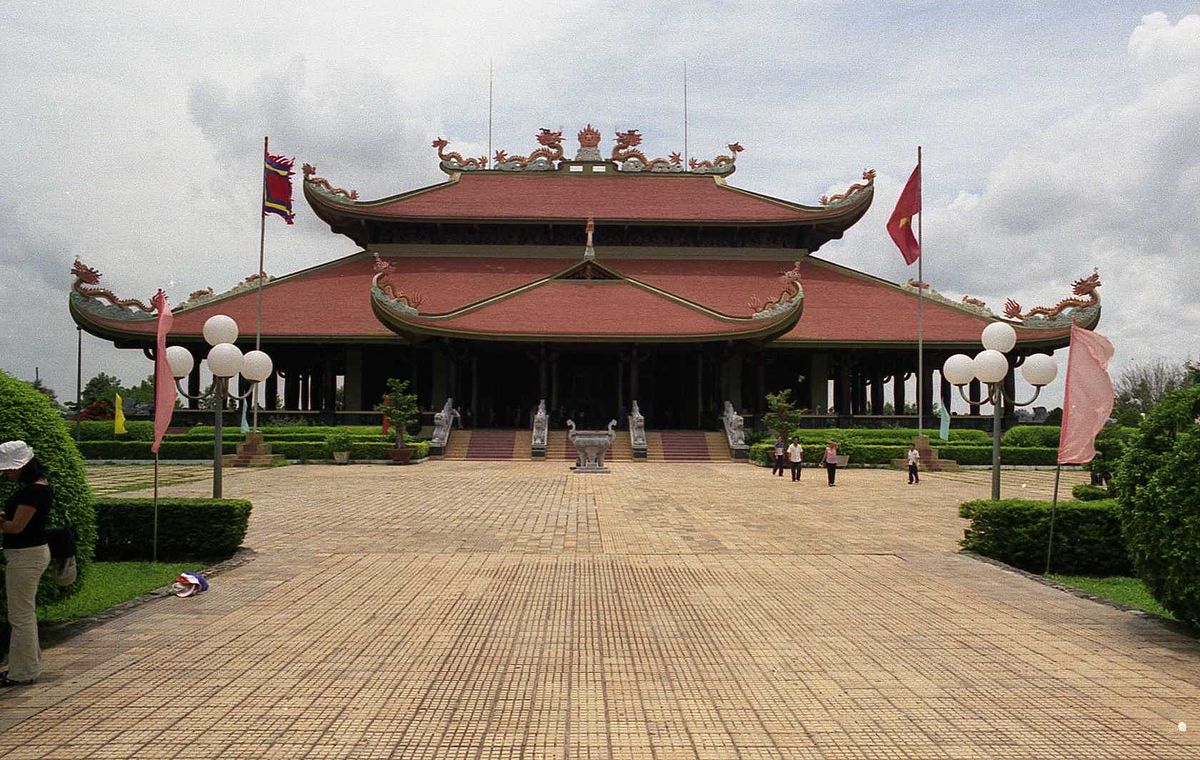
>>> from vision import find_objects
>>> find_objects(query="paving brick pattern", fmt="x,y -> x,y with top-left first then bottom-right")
1,463 -> 1197,758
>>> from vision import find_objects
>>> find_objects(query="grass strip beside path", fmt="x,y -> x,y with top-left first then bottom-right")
1049,574 -> 1176,621
38,562 -> 200,625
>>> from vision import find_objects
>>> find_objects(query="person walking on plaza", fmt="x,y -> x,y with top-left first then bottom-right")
823,440 -> 839,487
787,437 -> 804,481
906,443 -> 921,485
0,441 -> 52,687
772,436 -> 787,476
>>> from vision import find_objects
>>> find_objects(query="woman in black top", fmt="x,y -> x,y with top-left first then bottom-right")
1,440 -> 52,687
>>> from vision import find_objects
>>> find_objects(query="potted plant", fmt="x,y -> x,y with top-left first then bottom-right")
376,378 -> 420,464
326,429 -> 354,465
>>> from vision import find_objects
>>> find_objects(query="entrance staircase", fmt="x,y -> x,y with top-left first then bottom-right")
440,429 -> 523,460
645,431 -> 734,462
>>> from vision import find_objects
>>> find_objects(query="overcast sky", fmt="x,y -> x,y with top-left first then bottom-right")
1,2 -> 1197,411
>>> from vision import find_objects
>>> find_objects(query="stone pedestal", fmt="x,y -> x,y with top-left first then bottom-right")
225,431 -> 284,467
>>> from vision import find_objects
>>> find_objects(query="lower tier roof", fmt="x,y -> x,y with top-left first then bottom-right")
70,251 -> 1091,349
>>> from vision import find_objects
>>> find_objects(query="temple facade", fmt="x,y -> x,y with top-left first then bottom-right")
70,125 -> 1101,430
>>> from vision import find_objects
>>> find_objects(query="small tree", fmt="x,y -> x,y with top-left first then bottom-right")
376,379 -> 419,447
1117,384 -> 1200,626
81,372 -> 125,407
760,389 -> 806,440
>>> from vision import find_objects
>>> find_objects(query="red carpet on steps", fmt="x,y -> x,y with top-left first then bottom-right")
658,431 -> 712,461
465,430 -> 516,460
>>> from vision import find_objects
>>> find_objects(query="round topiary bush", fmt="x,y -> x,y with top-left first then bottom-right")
1116,383 -> 1200,626
0,369 -> 96,617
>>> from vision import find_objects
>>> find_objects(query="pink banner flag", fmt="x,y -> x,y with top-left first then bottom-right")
1057,322 -> 1115,464
151,290 -> 175,454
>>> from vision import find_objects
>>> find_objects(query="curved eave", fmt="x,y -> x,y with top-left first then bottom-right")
370,279 -> 803,345
304,175 -> 874,229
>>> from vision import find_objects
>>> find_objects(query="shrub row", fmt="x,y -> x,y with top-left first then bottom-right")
94,498 -> 251,561
1071,484 -> 1112,501
181,424 -> 385,438
754,428 -> 992,445
958,498 -> 1129,575
79,439 -> 431,461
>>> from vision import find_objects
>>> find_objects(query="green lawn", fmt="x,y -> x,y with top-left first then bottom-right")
1048,574 -> 1176,620
38,562 -> 201,625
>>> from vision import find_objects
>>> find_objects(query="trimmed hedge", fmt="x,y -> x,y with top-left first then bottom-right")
181,424 -> 385,439
80,441 -> 237,459
1001,425 -> 1061,447
1072,484 -> 1111,501
78,419 -> 155,441
94,498 -> 251,561
938,446 -> 1058,466
749,441 -> 1058,467
1117,384 -> 1200,627
0,371 -> 97,616
958,498 -> 1130,575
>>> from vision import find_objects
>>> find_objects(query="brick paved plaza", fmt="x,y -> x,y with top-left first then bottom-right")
1,463 -> 1198,758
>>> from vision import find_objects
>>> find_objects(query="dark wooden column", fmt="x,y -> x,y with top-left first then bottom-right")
1003,371 -> 1017,420
470,353 -> 478,426
696,353 -> 704,428
550,351 -> 559,413
538,344 -> 548,400
283,371 -> 298,410
969,379 -> 981,415
323,359 -> 336,412
617,355 -> 624,424
893,370 -> 907,414
870,366 -> 885,415
835,361 -> 852,416
920,362 -> 935,421
310,368 -> 324,411
756,352 -> 766,414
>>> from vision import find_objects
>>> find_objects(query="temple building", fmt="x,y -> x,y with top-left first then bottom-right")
69,125 -> 1101,430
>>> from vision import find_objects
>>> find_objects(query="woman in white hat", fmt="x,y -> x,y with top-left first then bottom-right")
0,440 -> 52,687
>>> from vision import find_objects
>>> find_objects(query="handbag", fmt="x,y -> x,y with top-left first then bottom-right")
46,525 -> 78,587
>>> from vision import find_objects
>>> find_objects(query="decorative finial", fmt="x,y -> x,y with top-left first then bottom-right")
576,124 -> 602,161
584,217 -> 595,259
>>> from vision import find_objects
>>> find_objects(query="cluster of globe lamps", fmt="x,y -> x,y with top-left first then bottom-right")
942,321 -> 1059,499
160,315 -> 274,498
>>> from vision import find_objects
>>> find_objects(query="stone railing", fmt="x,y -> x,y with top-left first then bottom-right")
531,399 -> 548,457
429,397 -> 460,455
628,400 -> 648,459
721,401 -> 750,459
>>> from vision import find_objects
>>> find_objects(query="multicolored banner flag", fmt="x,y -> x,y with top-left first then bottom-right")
263,151 -> 296,224
1057,323 -> 1115,464
887,163 -> 921,265
113,393 -> 126,435
151,290 -> 175,455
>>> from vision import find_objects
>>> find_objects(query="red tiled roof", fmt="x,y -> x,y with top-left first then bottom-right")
309,172 -> 856,224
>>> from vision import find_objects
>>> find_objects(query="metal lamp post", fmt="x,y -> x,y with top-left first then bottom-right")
164,315 -> 273,498
942,322 -> 1058,500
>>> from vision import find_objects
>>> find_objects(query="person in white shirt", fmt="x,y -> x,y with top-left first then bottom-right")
906,444 -> 920,485
786,438 -> 804,481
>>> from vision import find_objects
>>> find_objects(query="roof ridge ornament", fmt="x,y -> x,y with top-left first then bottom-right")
432,138 -> 487,174
1004,269 -> 1102,326
748,261 -> 803,319
576,124 -> 602,161
301,163 -> 359,200
820,169 -> 876,205
584,217 -> 596,259
611,129 -> 684,173
689,142 -> 743,176
371,255 -> 424,315
493,129 -> 565,172
70,259 -> 156,314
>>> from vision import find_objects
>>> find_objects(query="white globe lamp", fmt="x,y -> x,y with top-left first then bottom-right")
203,315 -> 239,347
942,354 -> 976,386
973,349 -> 1009,384
1021,353 -> 1058,387
241,350 -> 274,383
981,322 -> 1017,353
165,346 -> 195,379
207,343 -> 244,378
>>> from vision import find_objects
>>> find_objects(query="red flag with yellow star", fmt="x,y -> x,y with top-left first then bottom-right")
887,163 -> 921,265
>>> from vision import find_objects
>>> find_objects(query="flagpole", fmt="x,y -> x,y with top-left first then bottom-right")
487,60 -> 493,169
1045,463 -> 1062,574
254,136 -> 267,431
916,145 -> 924,434
683,60 -> 689,166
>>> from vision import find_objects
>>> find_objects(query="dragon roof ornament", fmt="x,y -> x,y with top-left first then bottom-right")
432,138 -> 487,174
493,129 -> 565,172
70,259 -> 158,321
689,142 -> 743,176
1004,269 -> 1102,328
371,255 -> 423,315
820,169 -> 876,206
302,164 -> 359,202
611,129 -> 684,173
748,261 -> 804,319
